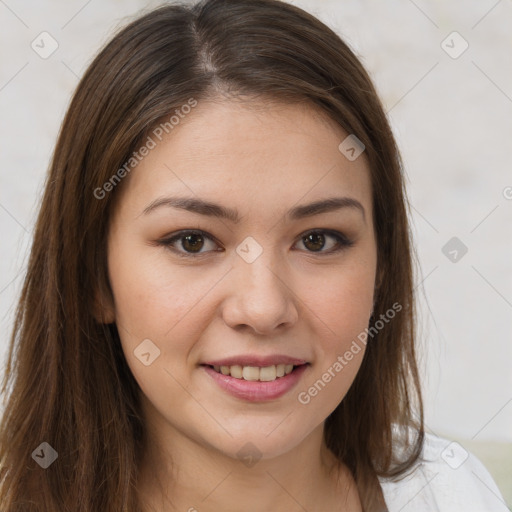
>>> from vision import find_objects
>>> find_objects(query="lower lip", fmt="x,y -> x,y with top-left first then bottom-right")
202,364 -> 308,402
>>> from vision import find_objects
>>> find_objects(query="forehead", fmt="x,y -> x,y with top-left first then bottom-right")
115,98 -> 372,219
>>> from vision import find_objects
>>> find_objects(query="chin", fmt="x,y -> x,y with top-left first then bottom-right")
204,417 -> 319,464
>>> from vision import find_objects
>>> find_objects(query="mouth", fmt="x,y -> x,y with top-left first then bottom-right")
205,363 -> 300,382
200,357 -> 310,402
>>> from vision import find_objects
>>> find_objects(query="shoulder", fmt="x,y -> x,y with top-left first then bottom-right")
378,431 -> 509,512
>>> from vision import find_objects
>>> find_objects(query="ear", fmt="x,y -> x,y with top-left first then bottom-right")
92,283 -> 115,324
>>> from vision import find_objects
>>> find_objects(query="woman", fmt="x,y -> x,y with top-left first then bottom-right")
0,0 -> 505,510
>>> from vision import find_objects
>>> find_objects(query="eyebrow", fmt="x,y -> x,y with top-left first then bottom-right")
142,195 -> 365,223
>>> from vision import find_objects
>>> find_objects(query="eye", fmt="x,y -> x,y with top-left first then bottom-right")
156,229 -> 353,258
157,230 -> 221,257
294,229 -> 354,254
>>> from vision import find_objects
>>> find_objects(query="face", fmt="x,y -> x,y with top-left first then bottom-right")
105,98 -> 377,463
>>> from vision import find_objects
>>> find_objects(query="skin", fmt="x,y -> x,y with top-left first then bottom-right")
103,98 -> 377,511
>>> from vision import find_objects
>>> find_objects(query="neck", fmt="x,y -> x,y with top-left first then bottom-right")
137,413 -> 358,512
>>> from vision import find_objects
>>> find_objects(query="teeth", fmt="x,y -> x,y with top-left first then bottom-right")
259,366 -> 276,381
211,364 -> 296,381
242,366 -> 260,381
230,365 -> 243,379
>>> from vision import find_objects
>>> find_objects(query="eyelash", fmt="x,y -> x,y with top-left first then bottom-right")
156,229 -> 354,258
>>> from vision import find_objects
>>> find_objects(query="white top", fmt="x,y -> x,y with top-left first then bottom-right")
379,432 -> 509,511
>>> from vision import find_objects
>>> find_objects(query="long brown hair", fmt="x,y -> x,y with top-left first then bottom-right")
0,0 -> 423,510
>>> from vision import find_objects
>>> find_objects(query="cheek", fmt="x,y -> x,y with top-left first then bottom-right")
108,239 -> 212,338
107,246 -> 209,412
304,254 -> 376,341
296,289 -> 369,420
106,239 -> 224,391
296,248 -> 376,405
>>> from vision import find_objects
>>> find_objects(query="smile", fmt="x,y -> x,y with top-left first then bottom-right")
209,363 -> 295,381
201,359 -> 309,402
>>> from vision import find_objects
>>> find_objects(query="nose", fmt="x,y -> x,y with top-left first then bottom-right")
221,255 -> 299,336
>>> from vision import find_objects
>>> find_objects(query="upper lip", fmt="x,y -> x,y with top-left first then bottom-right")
202,355 -> 308,367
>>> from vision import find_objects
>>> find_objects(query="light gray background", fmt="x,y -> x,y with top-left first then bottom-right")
1,0 -> 511,503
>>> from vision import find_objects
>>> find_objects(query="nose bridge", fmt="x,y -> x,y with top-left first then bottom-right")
241,252 -> 283,297
223,241 -> 298,333
237,247 -> 288,306
234,234 -> 281,287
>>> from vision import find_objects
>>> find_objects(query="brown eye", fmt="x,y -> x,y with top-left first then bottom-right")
158,230 -> 220,256
303,232 -> 326,252
295,230 -> 354,254
181,233 -> 205,253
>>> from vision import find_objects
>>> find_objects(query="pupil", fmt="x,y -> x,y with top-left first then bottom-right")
183,234 -> 204,252
304,232 -> 325,251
